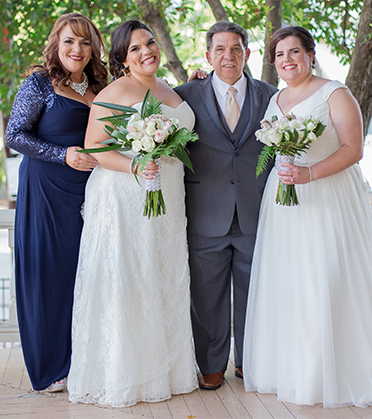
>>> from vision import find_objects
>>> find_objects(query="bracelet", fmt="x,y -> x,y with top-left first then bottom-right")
308,166 -> 312,183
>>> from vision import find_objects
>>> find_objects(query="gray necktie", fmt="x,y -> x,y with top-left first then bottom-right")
225,87 -> 240,132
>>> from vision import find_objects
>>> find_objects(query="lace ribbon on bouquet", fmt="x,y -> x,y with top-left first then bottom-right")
144,158 -> 166,218
275,152 -> 299,206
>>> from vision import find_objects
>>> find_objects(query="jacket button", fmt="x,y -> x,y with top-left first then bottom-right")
235,151 -> 239,157
231,179 -> 235,184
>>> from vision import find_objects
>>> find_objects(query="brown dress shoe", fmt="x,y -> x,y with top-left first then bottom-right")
199,372 -> 224,390
235,366 -> 243,379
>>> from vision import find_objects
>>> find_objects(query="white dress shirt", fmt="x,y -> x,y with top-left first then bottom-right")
211,73 -> 247,119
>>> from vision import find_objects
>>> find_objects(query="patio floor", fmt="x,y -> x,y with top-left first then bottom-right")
2,345 -> 372,419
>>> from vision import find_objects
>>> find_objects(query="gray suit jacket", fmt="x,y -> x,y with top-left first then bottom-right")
175,71 -> 277,237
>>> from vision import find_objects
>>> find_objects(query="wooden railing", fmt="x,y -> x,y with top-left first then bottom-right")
0,209 -> 19,342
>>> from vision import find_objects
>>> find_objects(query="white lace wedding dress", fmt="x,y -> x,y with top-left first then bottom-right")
68,102 -> 199,407
243,81 -> 372,408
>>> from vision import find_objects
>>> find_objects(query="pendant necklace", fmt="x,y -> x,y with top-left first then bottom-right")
66,72 -> 89,96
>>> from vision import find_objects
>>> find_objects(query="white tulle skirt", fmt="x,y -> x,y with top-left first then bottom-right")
243,164 -> 372,408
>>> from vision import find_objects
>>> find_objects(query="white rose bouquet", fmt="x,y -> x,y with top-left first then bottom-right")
81,90 -> 198,218
255,113 -> 326,206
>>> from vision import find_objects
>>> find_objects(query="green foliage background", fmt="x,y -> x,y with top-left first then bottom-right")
0,0 -> 363,115
0,0 -> 363,197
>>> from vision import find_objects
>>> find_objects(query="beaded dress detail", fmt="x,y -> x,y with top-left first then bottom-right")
5,73 -> 91,391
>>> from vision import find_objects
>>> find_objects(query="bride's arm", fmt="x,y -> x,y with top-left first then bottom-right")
279,88 -> 363,184
84,86 -> 158,178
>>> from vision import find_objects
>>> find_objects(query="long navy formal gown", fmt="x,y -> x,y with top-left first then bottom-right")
5,72 -> 91,391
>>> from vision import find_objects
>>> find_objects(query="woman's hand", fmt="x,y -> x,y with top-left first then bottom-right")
134,160 -> 159,179
278,162 -> 312,184
65,146 -> 98,171
188,69 -> 208,82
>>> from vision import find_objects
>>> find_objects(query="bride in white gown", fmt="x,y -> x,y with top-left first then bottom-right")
68,20 -> 198,407
242,26 -> 372,408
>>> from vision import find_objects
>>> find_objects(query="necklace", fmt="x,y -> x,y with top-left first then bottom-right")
66,72 -> 89,96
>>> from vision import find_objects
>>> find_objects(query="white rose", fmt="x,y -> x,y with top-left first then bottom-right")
278,121 -> 290,131
255,128 -> 270,145
155,118 -> 165,129
131,120 -> 145,132
289,119 -> 304,130
127,131 -> 142,141
307,131 -> 317,141
132,140 -> 142,152
170,118 -> 179,127
141,136 -> 156,152
127,124 -> 137,133
306,121 -> 317,131
146,121 -> 157,136
128,113 -> 140,124
154,129 -> 166,143
266,128 -> 282,145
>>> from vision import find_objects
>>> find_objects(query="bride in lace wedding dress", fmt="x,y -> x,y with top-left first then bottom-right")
67,20 -> 198,407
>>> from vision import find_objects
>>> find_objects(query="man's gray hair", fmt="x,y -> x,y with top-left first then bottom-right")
206,21 -> 249,51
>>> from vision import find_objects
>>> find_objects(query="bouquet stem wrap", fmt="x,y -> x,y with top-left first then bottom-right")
144,158 -> 166,218
275,152 -> 299,206
255,113 -> 326,207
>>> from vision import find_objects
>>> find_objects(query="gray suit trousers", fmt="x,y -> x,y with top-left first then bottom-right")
187,212 -> 256,374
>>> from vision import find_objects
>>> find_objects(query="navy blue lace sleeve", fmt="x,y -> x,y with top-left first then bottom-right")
4,73 -> 67,164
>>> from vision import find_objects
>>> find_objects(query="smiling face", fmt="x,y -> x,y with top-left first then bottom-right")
123,28 -> 161,78
274,35 -> 314,84
58,24 -> 92,81
206,31 -> 250,85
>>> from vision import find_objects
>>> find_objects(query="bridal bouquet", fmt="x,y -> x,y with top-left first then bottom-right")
255,113 -> 326,206
81,90 -> 198,218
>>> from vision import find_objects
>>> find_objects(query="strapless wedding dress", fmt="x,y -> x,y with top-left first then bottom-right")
243,81 -> 372,408
68,102 -> 199,407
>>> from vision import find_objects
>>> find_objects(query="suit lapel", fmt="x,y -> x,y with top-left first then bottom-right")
236,74 -> 263,147
198,72 -> 266,147
199,73 -> 234,145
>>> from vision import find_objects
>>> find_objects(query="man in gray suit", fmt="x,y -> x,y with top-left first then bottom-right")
175,21 -> 277,390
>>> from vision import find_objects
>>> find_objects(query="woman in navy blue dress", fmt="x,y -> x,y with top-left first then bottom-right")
5,13 -> 108,392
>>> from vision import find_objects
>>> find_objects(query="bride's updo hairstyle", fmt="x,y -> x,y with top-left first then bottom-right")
109,20 -> 155,80
269,26 -> 316,67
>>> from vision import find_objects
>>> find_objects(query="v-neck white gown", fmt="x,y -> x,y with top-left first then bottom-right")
68,102 -> 198,407
242,81 -> 372,408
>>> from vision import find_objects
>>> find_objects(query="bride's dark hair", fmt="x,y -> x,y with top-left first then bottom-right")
269,26 -> 316,66
109,20 -> 155,80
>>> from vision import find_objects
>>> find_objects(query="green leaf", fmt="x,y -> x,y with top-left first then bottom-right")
97,114 -> 133,124
78,143 -> 122,154
140,89 -> 151,119
283,129 -> 294,142
143,93 -> 163,118
173,145 -> 194,172
314,122 -> 326,137
111,130 -> 128,142
93,102 -> 138,113
256,145 -> 275,177
101,138 -> 120,145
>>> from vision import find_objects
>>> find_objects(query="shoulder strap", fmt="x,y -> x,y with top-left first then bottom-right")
322,80 -> 347,101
